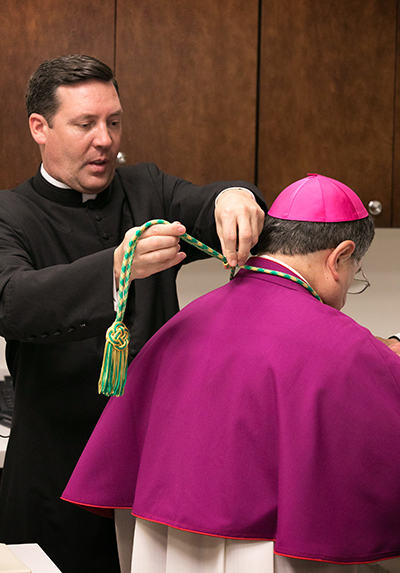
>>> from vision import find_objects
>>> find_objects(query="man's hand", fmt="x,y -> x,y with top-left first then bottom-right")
114,222 -> 187,285
215,188 -> 265,268
376,337 -> 400,357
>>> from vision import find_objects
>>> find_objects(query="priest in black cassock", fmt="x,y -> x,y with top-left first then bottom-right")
0,55 -> 266,573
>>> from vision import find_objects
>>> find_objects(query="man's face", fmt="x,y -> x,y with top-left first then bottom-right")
39,80 -> 123,194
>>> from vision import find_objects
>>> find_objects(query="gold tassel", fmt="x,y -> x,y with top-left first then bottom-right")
98,321 -> 130,396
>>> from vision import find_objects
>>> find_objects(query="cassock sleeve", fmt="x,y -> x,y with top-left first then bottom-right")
119,163 -> 266,263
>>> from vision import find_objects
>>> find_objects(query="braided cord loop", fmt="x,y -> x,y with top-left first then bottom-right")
116,221 -> 229,322
98,220 -> 231,396
240,264 -> 322,302
98,219 -> 322,396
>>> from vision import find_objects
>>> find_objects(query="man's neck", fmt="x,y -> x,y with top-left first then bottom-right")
259,254 -> 310,284
40,164 -> 98,202
259,252 -> 326,290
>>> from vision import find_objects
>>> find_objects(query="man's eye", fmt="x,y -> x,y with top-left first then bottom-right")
76,121 -> 93,129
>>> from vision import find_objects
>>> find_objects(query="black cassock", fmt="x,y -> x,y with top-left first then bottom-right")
0,163 -> 264,573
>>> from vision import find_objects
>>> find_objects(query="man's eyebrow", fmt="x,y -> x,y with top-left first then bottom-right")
73,114 -> 95,121
73,110 -> 123,121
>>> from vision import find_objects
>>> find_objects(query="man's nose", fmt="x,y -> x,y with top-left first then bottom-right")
93,123 -> 113,147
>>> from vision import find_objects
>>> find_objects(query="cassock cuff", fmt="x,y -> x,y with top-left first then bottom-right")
389,332 -> 400,342
215,187 -> 256,206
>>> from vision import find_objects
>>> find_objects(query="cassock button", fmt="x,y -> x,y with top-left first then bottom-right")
80,322 -> 87,328
28,335 -> 36,341
54,331 -> 62,336
103,233 -> 109,240
68,327 -> 75,333
41,333 -> 49,339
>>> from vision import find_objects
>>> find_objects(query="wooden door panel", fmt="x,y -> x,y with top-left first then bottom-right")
0,0 -> 115,189
115,0 -> 258,185
392,0 -> 400,227
257,0 -> 396,226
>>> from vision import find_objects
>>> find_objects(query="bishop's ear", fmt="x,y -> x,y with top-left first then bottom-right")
29,113 -> 49,146
327,240 -> 356,280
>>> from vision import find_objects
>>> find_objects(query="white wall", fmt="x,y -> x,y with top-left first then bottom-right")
341,228 -> 400,336
176,227 -> 400,338
1,227 -> 399,373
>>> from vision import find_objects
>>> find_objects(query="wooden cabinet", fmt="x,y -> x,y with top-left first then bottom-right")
392,2 -> 400,227
115,0 -> 258,185
0,0 -> 258,190
257,0 -> 397,227
0,0 -> 115,190
0,0 -> 399,226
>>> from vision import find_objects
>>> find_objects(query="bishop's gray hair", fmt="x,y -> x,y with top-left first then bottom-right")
257,214 -> 375,262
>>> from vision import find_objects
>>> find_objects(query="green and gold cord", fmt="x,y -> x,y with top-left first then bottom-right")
98,219 -> 321,397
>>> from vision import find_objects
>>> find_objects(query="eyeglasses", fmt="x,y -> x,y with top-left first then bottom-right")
347,268 -> 371,295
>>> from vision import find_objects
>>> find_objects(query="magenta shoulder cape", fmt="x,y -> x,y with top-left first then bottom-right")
62,258 -> 400,565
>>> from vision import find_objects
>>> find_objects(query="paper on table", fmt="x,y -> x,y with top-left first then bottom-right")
0,543 -> 31,573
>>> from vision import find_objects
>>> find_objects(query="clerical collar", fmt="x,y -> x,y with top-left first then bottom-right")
259,254 -> 310,286
40,164 -> 98,202
33,167 -> 110,207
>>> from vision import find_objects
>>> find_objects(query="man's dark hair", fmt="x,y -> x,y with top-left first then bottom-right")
257,214 -> 375,262
25,54 -> 119,126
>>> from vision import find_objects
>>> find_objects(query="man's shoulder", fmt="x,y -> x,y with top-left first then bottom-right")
0,177 -> 36,208
113,164 -> 169,213
116,162 -> 161,183
1,176 -> 35,193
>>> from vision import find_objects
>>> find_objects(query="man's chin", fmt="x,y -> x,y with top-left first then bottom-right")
80,172 -> 115,194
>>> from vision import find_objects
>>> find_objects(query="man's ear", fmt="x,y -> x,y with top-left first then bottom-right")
29,113 -> 49,146
326,240 -> 356,281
